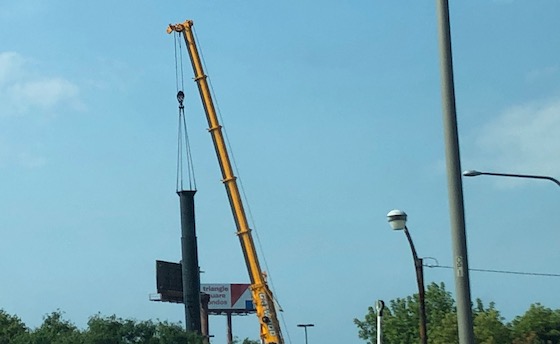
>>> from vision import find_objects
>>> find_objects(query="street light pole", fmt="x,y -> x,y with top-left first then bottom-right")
387,210 -> 427,344
403,226 -> 427,344
376,300 -> 385,344
297,324 -> 314,344
463,170 -> 560,187
435,1 -> 475,343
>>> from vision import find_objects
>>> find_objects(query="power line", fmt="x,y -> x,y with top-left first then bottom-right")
425,264 -> 560,278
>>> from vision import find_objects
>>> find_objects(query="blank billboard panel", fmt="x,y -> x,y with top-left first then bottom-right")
156,260 -> 183,303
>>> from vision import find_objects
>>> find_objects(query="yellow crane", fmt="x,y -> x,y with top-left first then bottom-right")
167,20 -> 284,344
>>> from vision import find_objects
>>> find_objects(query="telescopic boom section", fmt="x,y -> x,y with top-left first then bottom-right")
167,20 -> 284,344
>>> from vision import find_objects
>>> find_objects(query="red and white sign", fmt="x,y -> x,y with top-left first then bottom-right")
201,283 -> 254,311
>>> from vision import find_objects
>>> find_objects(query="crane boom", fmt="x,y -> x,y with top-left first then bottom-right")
167,20 -> 284,344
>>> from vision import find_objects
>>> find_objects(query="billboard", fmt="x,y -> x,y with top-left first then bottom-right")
155,260 -> 183,303
202,284 -> 254,312
154,260 -> 255,313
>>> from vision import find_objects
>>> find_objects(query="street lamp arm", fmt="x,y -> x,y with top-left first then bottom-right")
403,226 -> 421,264
484,172 -> 560,187
463,170 -> 560,187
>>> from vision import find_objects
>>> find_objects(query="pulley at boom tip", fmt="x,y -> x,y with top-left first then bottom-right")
167,20 -> 194,34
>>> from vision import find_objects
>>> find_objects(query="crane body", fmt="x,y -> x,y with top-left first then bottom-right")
167,20 -> 284,344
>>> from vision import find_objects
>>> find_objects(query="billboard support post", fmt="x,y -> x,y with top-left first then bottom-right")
227,311 -> 233,344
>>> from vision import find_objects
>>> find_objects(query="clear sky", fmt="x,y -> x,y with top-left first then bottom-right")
1,1 -> 559,343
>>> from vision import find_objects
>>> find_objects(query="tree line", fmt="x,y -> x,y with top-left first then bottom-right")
0,310 -> 258,344
354,282 -> 560,344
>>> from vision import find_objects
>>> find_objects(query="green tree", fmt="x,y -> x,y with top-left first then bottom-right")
354,282 -> 456,344
0,310 -> 209,344
382,297 -> 418,343
355,283 -> 512,344
83,314 -> 157,344
425,282 -> 458,344
232,337 -> 260,344
82,314 -> 204,344
429,312 -> 458,344
153,321 -> 193,344
0,309 -> 28,344
511,303 -> 560,344
182,331 -> 205,344
473,299 -> 511,344
28,311 -> 83,344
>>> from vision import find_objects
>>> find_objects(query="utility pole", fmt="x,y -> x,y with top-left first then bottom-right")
435,1 -> 475,343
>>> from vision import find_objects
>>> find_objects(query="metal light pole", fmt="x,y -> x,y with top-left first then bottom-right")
297,324 -> 314,344
463,170 -> 560,187
387,210 -> 427,344
376,300 -> 385,344
435,1 -> 475,343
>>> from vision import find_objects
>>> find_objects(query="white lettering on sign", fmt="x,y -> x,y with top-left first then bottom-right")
202,285 -> 229,293
259,292 -> 277,336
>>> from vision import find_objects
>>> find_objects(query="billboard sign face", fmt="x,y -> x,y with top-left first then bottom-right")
155,260 -> 183,303
202,284 -> 254,312
153,261 -> 255,313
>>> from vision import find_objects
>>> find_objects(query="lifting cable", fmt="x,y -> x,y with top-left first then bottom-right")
174,32 -> 196,192
193,26 -> 293,344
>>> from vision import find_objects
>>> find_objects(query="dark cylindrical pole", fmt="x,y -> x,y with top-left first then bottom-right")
435,1 -> 475,343
200,293 -> 210,344
415,258 -> 427,344
226,312 -> 233,344
178,190 -> 202,333
403,228 -> 427,344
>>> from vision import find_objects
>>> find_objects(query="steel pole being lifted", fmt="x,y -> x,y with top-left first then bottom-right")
178,190 -> 202,333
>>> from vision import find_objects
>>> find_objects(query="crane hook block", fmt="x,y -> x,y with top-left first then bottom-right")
177,90 -> 185,104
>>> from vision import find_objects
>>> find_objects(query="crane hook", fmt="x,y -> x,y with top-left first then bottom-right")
177,90 -> 185,109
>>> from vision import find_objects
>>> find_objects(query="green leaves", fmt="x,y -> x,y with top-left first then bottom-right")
355,282 -> 560,344
0,309 -> 205,344
0,310 -> 28,344
30,311 -> 82,344
473,300 -> 511,344
511,304 -> 560,344
232,338 -> 260,344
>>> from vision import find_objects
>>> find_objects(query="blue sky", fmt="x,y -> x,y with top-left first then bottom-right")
1,1 -> 559,343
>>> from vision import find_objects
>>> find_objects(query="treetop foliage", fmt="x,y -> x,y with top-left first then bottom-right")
0,310 -> 205,344
355,282 -> 560,344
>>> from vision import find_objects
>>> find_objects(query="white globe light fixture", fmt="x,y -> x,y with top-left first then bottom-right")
387,209 -> 407,231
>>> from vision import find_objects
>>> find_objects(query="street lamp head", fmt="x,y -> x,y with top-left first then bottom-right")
387,209 -> 407,231
376,300 -> 385,316
462,170 -> 482,177
297,324 -> 315,327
